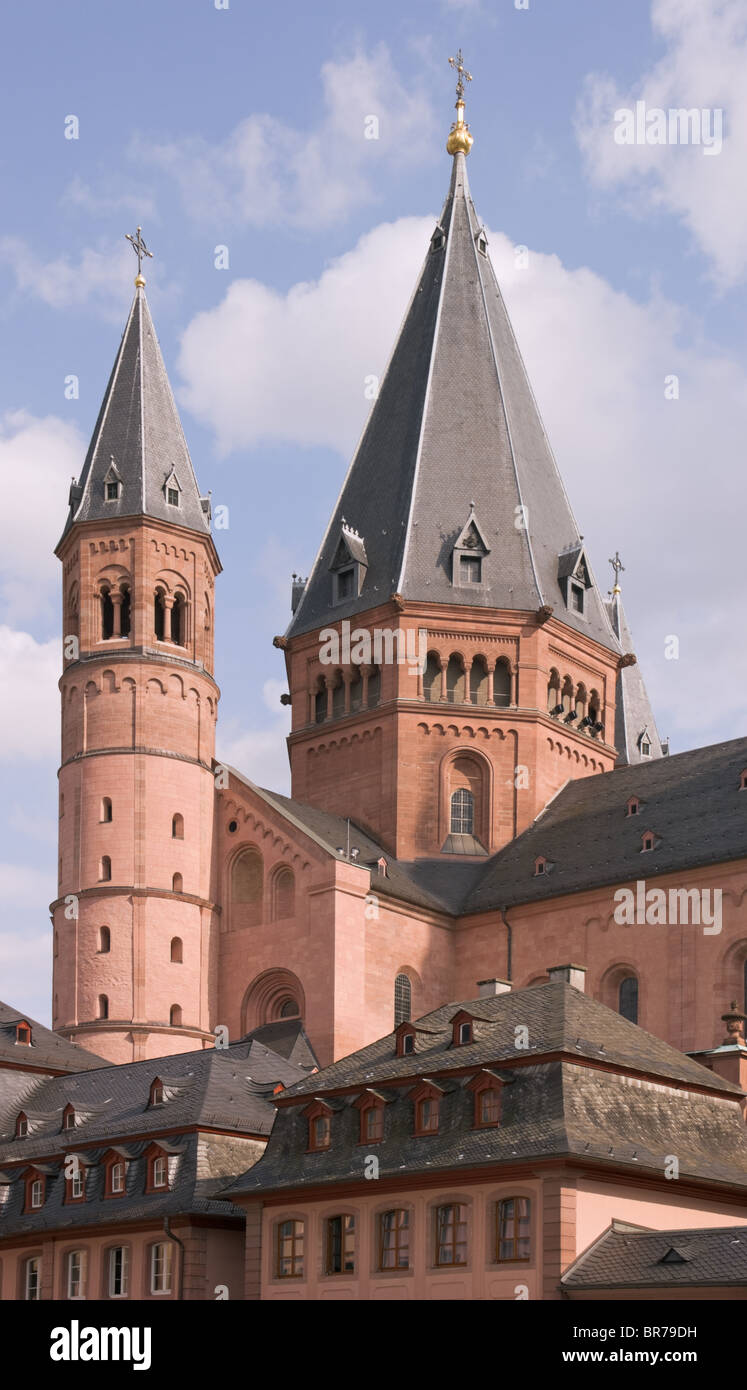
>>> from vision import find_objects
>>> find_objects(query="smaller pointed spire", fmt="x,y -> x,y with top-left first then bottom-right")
447,49 -> 474,156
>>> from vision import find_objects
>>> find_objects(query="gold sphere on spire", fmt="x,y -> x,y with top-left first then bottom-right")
134,273 -> 146,288
446,50 -> 474,155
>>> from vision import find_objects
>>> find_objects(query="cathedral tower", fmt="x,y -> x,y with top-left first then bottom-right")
281,72 -> 633,862
53,245 -> 222,1062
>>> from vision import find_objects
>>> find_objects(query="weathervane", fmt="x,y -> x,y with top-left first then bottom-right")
609,550 -> 625,593
448,49 -> 472,101
125,226 -> 153,286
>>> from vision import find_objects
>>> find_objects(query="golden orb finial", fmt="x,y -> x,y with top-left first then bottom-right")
447,49 -> 474,155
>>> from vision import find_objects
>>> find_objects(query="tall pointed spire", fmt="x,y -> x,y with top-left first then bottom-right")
60,234 -> 211,544
605,560 -> 665,765
288,81 -> 619,655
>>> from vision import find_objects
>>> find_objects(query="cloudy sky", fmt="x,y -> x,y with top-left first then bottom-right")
2,0 -> 746,1018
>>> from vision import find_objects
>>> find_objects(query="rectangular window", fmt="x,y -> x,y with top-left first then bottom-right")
150,1242 -> 173,1295
67,1249 -> 86,1299
25,1257 -> 40,1301
276,1220 -> 304,1278
326,1215 -> 356,1275
335,567 -> 355,601
30,1179 -> 43,1208
106,481 -> 119,501
417,1098 -> 439,1134
378,1209 -> 409,1271
364,1106 -> 383,1143
497,1197 -> 531,1262
310,1114 -> 331,1150
460,555 -> 482,584
167,487 -> 179,506
435,1204 -> 468,1267
71,1170 -> 85,1200
478,1088 -> 501,1126
571,584 -> 584,613
152,1155 -> 168,1189
109,1246 -> 129,1298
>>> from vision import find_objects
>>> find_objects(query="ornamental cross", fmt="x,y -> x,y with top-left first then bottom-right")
125,225 -> 153,275
448,49 -> 472,101
609,550 -> 625,583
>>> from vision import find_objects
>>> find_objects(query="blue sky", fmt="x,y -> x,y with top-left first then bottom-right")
2,0 -> 746,1019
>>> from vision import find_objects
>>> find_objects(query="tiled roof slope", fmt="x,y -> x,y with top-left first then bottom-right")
0,1001 -> 109,1074
464,735 -> 747,912
287,151 -> 620,655
58,287 -> 211,543
562,1222 -> 747,1289
606,590 -> 664,765
226,983 -> 747,1198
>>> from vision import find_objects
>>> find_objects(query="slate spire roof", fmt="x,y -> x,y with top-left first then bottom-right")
59,285 -> 212,543
606,587 -> 664,765
288,149 -> 620,654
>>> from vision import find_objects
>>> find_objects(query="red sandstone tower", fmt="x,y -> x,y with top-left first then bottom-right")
280,85 -> 635,862
52,252 -> 222,1062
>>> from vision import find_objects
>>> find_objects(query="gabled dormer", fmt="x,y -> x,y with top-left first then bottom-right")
557,544 -> 592,616
103,457 -> 122,502
329,523 -> 368,606
163,468 -> 182,508
430,222 -> 447,252
637,727 -> 653,758
452,507 -> 490,588
395,1021 -> 417,1058
15,1020 -> 32,1046
450,1010 -> 475,1046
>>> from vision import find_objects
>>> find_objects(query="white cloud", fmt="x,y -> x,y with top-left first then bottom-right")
576,0 -> 747,285
217,683 -> 292,794
0,628 -> 59,762
61,174 -> 158,223
179,213 -> 747,751
0,411 -> 85,624
0,237 -> 136,316
135,46 -> 434,230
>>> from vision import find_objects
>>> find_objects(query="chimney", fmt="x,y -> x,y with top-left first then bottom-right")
477,978 -> 511,998
548,963 -> 586,992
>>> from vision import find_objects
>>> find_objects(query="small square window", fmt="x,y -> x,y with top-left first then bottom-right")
460,555 -> 482,585
167,487 -> 179,507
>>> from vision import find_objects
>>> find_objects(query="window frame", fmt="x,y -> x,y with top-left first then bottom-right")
377,1208 -> 410,1272
107,1244 -> 129,1299
325,1213 -> 356,1276
275,1218 -> 304,1279
149,1241 -> 173,1296
66,1247 -> 87,1300
495,1195 -> 532,1264
24,1255 -> 41,1301
434,1202 -> 468,1269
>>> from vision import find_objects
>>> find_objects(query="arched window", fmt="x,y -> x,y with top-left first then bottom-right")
273,867 -> 295,920
445,656 -> 465,703
618,976 -> 638,1024
435,1203 -> 467,1267
367,666 -> 380,707
496,1197 -> 531,1262
170,594 -> 185,645
349,668 -> 362,713
232,848 -> 263,904
279,998 -> 299,1018
24,1256 -> 41,1301
314,680 -> 327,723
172,873 -> 183,892
98,926 -> 110,953
120,585 -> 131,638
493,660 -> 511,708
575,684 -> 587,722
101,797 -> 112,822
561,676 -> 573,717
101,588 -> 114,641
394,973 -> 412,1026
547,669 -> 561,715
450,788 -> 474,835
98,994 -> 109,1020
469,656 -> 489,705
154,590 -> 166,641
100,856 -> 111,881
170,937 -> 183,963
423,653 -> 441,702
169,1004 -> 182,1027
172,813 -> 184,840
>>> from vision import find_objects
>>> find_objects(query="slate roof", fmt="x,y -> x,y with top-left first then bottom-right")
287,151 -> 621,653
561,1221 -> 747,1289
0,1028 -> 312,1235
606,590 -> 664,766
58,287 -> 211,543
464,734 -> 747,912
227,983 -> 747,1199
0,1001 -> 109,1074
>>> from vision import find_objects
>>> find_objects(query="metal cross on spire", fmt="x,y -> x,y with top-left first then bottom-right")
609,550 -> 625,590
125,226 -> 153,280
448,49 -> 472,101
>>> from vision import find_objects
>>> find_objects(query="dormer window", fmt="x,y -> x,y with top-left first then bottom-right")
452,509 -> 490,588
354,1091 -> 386,1144
395,1022 -> 417,1058
451,1011 -> 474,1047
163,469 -> 182,508
467,1070 -> 504,1128
16,1112 -> 28,1138
27,1175 -> 45,1210
411,1080 -> 444,1136
475,229 -> 488,255
151,1155 -> 168,1189
431,225 -> 446,252
67,1166 -> 86,1202
638,728 -> 653,758
741,770 -> 747,791
627,797 -> 640,816
106,1157 -> 127,1197
149,1078 -> 164,1107
558,545 -> 592,615
329,524 -> 368,605
534,856 -> 547,876
63,1104 -> 76,1131
103,458 -> 122,502
570,583 -> 584,613
15,1021 -> 31,1045
641,831 -> 656,852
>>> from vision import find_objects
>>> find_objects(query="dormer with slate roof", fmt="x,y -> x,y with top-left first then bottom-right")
278,100 -> 624,859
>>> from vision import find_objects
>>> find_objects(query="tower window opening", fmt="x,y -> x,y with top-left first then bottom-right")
570,583 -> 584,613
170,594 -> 185,645
172,873 -> 183,892
336,567 -> 355,601
460,555 -> 482,585
170,937 -> 183,963
101,797 -> 112,822
98,994 -> 109,1020
106,481 -> 119,501
98,926 -> 110,953
120,586 -> 131,637
172,813 -> 184,840
154,590 -> 166,641
167,487 -> 179,507
367,666 -> 381,707
100,855 -> 111,881
619,976 -> 638,1024
493,660 -> 511,708
394,973 -> 412,1026
169,1004 -> 182,1027
101,589 -> 114,640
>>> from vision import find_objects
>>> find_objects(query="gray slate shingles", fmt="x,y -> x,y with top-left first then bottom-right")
562,1223 -> 747,1289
